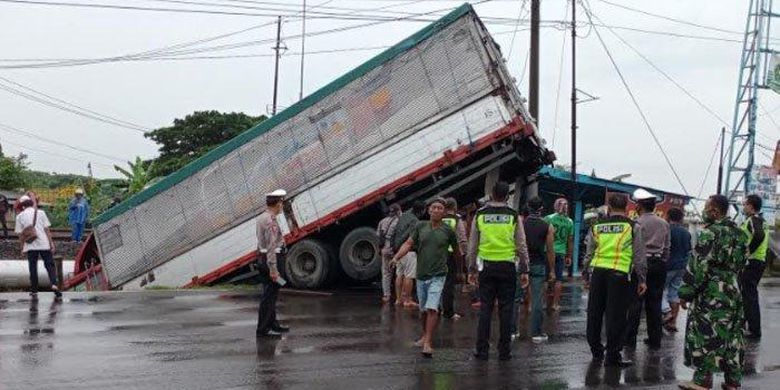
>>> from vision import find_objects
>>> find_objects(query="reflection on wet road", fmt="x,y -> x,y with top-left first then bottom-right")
1,280 -> 779,389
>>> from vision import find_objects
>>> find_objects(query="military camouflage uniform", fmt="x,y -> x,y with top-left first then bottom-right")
679,217 -> 748,387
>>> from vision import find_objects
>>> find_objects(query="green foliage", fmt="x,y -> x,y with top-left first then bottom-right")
144,110 -> 266,178
114,157 -> 155,196
26,171 -> 89,189
0,153 -> 29,190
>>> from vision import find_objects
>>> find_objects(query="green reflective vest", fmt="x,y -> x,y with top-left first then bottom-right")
476,206 -> 517,262
443,216 -> 457,253
742,217 -> 769,262
591,216 -> 634,274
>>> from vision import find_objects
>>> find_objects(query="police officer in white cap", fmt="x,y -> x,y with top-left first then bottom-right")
624,188 -> 670,351
256,189 -> 290,337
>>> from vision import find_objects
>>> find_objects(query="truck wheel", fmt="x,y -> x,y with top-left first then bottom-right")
284,239 -> 331,289
339,227 -> 381,281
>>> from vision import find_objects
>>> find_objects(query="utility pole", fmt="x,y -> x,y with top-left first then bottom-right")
299,0 -> 306,101
570,0 -> 577,199
272,16 -> 282,116
529,0 -> 540,122
717,126 -> 726,194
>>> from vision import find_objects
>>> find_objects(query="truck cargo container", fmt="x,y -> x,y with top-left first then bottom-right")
67,3 -> 553,291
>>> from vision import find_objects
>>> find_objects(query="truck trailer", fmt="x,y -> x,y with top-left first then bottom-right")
67,3 -> 553,291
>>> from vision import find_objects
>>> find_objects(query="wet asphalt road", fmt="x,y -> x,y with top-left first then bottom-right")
1,280 -> 779,390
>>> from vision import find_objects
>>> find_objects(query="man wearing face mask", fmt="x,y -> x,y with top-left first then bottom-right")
678,195 -> 748,390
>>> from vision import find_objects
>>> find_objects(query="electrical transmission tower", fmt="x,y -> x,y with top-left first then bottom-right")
725,0 -> 777,200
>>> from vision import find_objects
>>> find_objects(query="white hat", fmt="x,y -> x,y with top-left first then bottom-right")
266,189 -> 287,198
633,188 -> 657,201
75,188 -> 84,194
18,195 -> 31,203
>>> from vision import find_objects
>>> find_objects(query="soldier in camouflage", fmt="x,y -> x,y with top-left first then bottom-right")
678,195 -> 748,390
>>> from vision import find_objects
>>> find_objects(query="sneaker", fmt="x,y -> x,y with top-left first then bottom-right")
531,334 -> 549,343
511,332 -> 521,342
256,329 -> 283,337
271,324 -> 290,333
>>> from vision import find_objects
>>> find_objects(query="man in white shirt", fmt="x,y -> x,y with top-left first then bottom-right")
14,195 -> 61,300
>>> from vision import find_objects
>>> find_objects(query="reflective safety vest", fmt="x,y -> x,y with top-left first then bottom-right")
443,216 -> 457,253
742,217 -> 769,262
591,215 -> 634,274
476,206 -> 517,262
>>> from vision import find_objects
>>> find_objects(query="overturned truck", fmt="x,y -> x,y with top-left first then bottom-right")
68,3 -> 552,291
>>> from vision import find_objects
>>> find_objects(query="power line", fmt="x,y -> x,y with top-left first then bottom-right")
0,1 -> 496,69
581,0 -> 691,197
505,0 -> 528,62
0,122 -> 127,164
587,11 -> 731,128
0,134 -> 116,168
0,0 -> 314,17
551,0 -> 569,148
0,76 -> 151,131
0,81 -> 147,133
596,0 -> 744,36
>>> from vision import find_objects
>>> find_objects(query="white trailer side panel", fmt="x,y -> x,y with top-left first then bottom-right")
127,95 -> 514,289
292,95 -> 512,225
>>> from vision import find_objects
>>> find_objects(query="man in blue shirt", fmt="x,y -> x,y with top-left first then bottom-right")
68,188 -> 90,242
662,207 -> 691,332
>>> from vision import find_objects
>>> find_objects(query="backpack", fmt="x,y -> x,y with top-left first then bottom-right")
19,208 -> 38,244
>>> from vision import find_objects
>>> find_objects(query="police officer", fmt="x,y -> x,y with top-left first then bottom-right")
583,193 -> 647,368
467,182 -> 529,361
441,197 -> 467,320
256,189 -> 290,337
624,189 -> 669,351
740,194 -> 769,339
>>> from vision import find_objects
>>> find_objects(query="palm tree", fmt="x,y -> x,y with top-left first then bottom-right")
114,157 -> 155,195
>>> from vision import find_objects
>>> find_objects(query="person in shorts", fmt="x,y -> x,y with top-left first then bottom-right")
544,198 -> 573,310
391,197 -> 461,358
391,201 -> 425,307
662,207 -> 691,332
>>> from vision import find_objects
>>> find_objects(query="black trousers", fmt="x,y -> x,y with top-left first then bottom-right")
739,259 -> 766,336
441,254 -> 457,318
586,268 -> 630,360
476,261 -> 516,357
27,250 -> 58,294
257,258 -> 282,334
624,258 -> 665,348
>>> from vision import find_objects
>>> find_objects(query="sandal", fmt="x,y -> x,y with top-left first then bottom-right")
678,381 -> 710,390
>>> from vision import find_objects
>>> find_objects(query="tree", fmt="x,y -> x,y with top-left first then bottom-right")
145,110 -> 266,178
0,152 -> 29,190
115,157 -> 155,195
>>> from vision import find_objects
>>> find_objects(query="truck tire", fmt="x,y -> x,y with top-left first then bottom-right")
339,227 -> 381,281
284,239 -> 331,289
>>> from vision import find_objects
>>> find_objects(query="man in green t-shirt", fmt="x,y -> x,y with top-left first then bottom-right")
391,197 -> 461,358
544,197 -> 574,311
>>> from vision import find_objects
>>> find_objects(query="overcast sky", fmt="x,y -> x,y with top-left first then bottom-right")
0,0 -> 777,200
